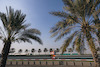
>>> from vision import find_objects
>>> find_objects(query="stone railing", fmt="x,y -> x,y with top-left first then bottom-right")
6,61 -> 95,67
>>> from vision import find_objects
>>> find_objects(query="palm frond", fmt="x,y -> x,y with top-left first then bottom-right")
74,32 -> 85,54
21,33 -> 42,44
50,20 -> 67,33
60,31 -> 77,54
66,15 -> 79,24
93,9 -> 100,20
62,0 -> 74,7
50,19 -> 77,41
15,37 -> 32,44
0,13 -> 8,31
23,29 -> 41,35
63,0 -> 85,17
50,11 -> 68,18
0,27 -> 6,39
74,34 -> 81,53
55,26 -> 75,41
50,16 -> 79,36
51,26 -> 75,38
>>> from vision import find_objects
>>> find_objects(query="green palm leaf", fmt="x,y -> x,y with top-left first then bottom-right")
60,31 -> 77,54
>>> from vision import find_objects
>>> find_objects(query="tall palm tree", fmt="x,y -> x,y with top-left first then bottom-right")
0,7 -> 42,67
50,0 -> 100,66
31,48 -> 35,55
44,48 -> 48,55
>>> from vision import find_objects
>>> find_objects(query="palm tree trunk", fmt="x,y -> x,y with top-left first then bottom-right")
0,39 -> 11,67
86,31 -> 100,67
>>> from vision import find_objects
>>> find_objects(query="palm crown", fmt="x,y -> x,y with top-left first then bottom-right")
0,7 -> 42,44
50,0 -> 100,53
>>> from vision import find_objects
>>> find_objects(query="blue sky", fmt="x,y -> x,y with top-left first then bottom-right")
0,0 -> 66,53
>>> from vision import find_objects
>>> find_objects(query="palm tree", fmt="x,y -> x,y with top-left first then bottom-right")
9,48 -> 15,55
68,48 -> 73,52
18,49 -> 22,55
68,48 -> 73,55
49,48 -> 53,52
56,48 -> 59,52
25,49 -> 29,55
56,48 -> 59,55
0,7 -> 42,67
44,48 -> 48,55
9,48 -> 15,53
31,48 -> 35,55
38,49 -> 42,55
50,0 -> 100,66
